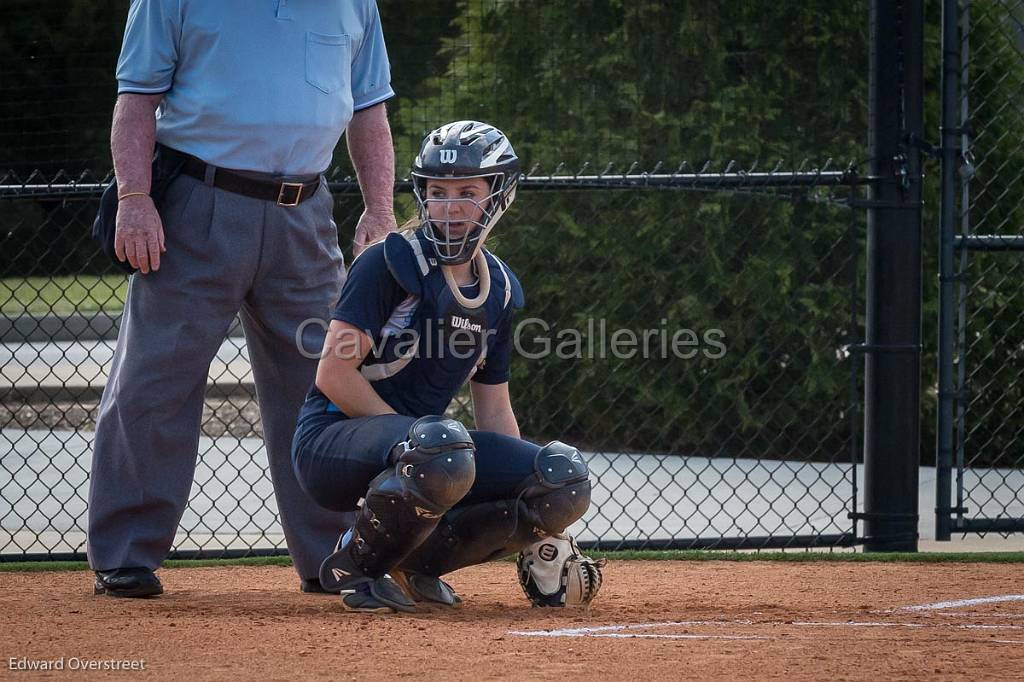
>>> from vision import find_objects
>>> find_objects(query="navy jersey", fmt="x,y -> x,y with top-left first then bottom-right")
298,229 -> 524,422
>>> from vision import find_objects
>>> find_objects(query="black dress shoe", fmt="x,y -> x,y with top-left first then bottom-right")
300,577 -> 335,594
94,567 -> 163,598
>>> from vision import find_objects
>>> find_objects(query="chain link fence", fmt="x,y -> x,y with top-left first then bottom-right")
4,0 -> 1022,561
939,0 -> 1024,535
1,165 -> 866,559
45,1 -> 1024,558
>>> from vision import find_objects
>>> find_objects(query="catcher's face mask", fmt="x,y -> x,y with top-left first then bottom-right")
415,175 -> 502,264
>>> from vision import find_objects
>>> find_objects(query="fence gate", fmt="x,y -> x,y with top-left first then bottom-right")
936,0 -> 1024,539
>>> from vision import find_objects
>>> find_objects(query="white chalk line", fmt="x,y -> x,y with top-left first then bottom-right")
511,618 -> 1024,641
510,621 -> 750,637
793,621 -> 1024,630
510,621 -> 769,641
927,612 -> 1024,618
512,626 -> 770,638
897,595 -> 1024,612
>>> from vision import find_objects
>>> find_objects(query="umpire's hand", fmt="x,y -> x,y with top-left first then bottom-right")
115,194 -> 166,274
352,208 -> 397,257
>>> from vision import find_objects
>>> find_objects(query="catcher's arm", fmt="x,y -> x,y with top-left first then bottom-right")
470,381 -> 520,438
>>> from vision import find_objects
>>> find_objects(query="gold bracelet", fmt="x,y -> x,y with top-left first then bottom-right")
117,191 -> 150,201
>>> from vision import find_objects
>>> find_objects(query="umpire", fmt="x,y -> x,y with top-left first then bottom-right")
87,0 -> 396,597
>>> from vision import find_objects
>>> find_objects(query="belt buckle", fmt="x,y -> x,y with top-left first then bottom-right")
277,182 -> 304,207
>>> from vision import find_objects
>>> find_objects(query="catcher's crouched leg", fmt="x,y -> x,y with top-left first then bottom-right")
398,440 -> 603,606
514,441 -> 604,607
319,416 -> 476,612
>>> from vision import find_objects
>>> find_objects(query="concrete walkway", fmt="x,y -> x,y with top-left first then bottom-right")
2,337 -> 253,394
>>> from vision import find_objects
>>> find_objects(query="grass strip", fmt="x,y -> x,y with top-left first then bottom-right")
4,550 -> 1024,573
0,556 -> 294,572
1,275 -> 127,315
586,549 -> 1024,563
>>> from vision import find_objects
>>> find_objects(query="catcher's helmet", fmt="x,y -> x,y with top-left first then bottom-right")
412,121 -> 520,265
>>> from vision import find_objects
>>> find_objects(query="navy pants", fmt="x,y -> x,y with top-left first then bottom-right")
292,414 -> 540,515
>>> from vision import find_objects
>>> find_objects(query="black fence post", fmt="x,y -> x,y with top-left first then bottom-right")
935,0 -> 960,542
862,0 -> 924,552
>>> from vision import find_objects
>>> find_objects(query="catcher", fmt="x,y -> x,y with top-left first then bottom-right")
291,121 -> 604,613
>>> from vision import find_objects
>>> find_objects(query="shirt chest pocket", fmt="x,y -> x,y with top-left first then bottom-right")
305,32 -> 351,94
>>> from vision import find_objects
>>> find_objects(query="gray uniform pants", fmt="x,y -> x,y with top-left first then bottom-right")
86,172 -> 347,580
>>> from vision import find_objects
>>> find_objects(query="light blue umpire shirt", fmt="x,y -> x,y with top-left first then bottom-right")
116,0 -> 394,176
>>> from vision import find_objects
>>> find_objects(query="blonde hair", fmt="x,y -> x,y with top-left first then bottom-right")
398,215 -> 420,236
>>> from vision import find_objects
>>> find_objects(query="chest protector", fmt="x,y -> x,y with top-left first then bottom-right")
359,231 -> 523,383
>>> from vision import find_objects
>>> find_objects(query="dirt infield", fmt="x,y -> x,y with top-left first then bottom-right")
2,560 -> 1022,680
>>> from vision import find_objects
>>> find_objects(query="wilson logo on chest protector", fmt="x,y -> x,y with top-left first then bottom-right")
450,315 -> 483,333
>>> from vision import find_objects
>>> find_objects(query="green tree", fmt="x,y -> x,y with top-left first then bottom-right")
407,1 -> 872,458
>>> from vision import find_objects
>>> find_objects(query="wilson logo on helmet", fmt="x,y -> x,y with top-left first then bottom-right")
439,149 -> 458,164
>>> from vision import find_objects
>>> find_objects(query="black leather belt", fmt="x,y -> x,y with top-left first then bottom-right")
172,150 -> 321,207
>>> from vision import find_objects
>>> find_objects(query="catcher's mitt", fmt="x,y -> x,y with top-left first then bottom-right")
517,534 -> 605,607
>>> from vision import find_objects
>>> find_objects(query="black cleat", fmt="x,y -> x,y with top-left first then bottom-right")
300,577 -> 334,594
94,567 -> 163,598
392,570 -> 461,607
339,575 -> 418,614
320,536 -> 416,613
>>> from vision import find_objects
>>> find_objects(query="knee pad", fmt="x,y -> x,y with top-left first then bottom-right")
519,441 -> 592,535
350,416 -> 476,575
383,415 -> 477,513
